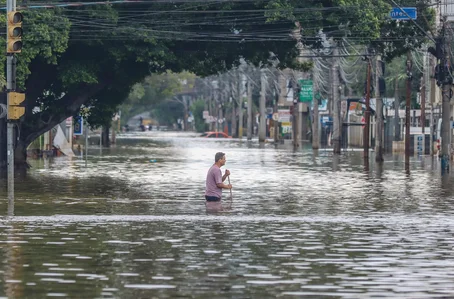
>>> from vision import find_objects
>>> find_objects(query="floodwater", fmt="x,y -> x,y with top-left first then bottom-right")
0,131 -> 453,298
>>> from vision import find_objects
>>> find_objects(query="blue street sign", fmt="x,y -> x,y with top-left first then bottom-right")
74,117 -> 83,135
390,7 -> 417,20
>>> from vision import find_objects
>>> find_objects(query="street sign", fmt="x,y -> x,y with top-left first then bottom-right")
321,116 -> 332,127
278,109 -> 291,122
390,7 -> 417,20
298,79 -> 313,102
74,117 -> 83,135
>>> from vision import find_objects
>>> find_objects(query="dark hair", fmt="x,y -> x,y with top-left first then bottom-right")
215,152 -> 225,162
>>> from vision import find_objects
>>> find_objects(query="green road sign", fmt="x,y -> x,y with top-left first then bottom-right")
299,79 -> 313,102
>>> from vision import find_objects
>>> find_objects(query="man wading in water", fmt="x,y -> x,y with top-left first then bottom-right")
205,152 -> 232,204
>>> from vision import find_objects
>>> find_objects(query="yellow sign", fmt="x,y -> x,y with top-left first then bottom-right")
8,92 -> 25,119
8,106 -> 25,119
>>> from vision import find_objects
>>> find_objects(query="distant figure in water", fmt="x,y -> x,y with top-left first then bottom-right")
205,152 -> 232,211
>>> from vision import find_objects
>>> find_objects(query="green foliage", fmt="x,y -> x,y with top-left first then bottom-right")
0,0 -> 437,156
372,1 -> 435,61
120,71 -> 197,124
190,99 -> 208,133
151,100 -> 183,126
265,0 -> 434,62
265,0 -> 390,44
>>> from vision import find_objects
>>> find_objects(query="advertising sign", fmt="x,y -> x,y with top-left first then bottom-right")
299,79 -> 313,102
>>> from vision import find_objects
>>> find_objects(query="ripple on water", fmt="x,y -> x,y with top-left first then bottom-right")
124,284 -> 176,289
4,132 -> 454,298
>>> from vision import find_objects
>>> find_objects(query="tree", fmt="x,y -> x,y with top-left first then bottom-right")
3,1 -> 313,167
191,99 -> 209,133
0,0 -> 435,168
120,71 -> 197,125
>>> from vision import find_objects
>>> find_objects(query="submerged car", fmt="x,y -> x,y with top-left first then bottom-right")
200,131 -> 232,138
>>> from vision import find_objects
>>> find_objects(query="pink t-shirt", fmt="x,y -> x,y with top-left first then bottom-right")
205,164 -> 222,198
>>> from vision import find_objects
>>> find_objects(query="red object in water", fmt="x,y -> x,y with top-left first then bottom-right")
200,131 -> 232,138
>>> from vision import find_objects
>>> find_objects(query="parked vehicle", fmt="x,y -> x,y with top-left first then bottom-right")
200,131 -> 232,138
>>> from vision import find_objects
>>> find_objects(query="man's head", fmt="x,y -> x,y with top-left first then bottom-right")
215,152 -> 226,165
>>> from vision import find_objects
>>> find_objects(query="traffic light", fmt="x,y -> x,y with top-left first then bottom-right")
8,92 -> 25,120
7,11 -> 23,53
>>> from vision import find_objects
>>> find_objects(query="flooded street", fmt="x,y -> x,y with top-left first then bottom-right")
0,131 -> 453,298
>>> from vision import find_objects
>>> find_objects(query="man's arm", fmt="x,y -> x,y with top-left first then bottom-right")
216,182 -> 232,189
215,169 -> 232,189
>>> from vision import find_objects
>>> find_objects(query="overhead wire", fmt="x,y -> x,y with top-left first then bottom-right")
7,0 -> 432,45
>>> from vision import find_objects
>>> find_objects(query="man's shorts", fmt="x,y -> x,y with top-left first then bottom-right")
205,195 -> 221,202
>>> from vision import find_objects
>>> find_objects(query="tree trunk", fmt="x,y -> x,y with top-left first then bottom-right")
210,91 -> 216,131
394,77 -> 400,141
182,96 -> 189,132
14,138 -> 29,174
259,69 -> 266,142
111,120 -> 116,144
102,126 -> 110,147
312,86 -> 320,150
231,101 -> 237,137
247,79 -> 253,140
375,56 -> 384,162
237,71 -> 243,140
0,81 -> 107,173
332,47 -> 341,154
274,88 -> 279,143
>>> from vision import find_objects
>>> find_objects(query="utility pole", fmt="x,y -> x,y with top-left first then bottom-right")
259,69 -> 266,142
393,74 -> 400,142
209,86 -> 215,131
364,60 -> 372,159
292,74 -> 300,149
247,78 -> 252,140
273,70 -> 281,144
273,87 -> 279,144
219,93 -> 224,133
6,0 -> 24,209
428,32 -> 449,166
441,29 -> 452,172
427,51 -> 435,156
375,55 -> 384,162
405,51 -> 412,168
421,75 -> 426,136
228,80 -> 237,137
312,61 -> 320,150
430,1 -> 445,163
332,46 -> 341,154
237,71 -> 244,140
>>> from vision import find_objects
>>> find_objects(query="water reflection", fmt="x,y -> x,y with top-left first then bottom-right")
0,131 -> 452,297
